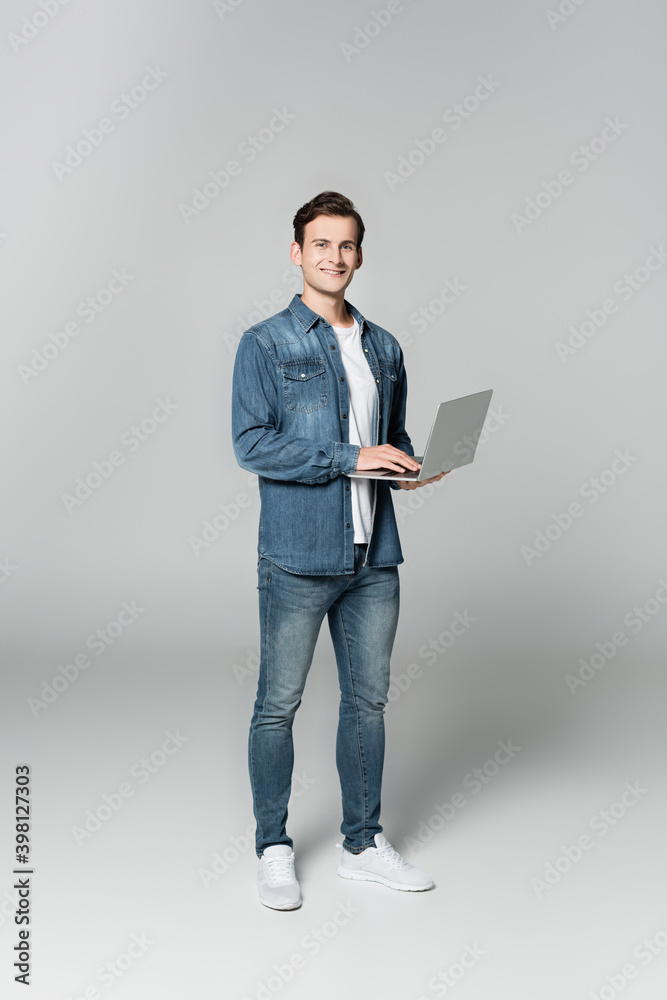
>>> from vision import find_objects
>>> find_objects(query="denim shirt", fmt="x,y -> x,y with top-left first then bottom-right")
231,292 -> 414,575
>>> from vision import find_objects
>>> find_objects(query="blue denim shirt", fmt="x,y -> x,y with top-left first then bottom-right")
231,292 -> 414,574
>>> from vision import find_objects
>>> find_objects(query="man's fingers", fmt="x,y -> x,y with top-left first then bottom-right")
380,462 -> 407,472
385,448 -> 420,468
396,469 -> 451,489
378,458 -> 419,472
357,446 -> 421,473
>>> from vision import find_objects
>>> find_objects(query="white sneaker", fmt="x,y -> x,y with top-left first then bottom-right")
257,845 -> 302,910
336,833 -> 434,891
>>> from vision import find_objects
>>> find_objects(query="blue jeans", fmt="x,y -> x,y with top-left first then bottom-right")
249,543 -> 400,857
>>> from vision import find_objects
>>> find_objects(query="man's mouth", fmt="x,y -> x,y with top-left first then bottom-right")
320,268 -> 345,275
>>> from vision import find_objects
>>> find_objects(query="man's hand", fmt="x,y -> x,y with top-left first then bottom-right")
356,446 -> 451,489
356,445 -> 421,474
396,470 -> 449,490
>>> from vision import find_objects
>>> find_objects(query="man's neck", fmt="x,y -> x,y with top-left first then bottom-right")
299,288 -> 354,328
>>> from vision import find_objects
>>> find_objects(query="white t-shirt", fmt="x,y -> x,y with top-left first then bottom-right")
331,317 -> 376,543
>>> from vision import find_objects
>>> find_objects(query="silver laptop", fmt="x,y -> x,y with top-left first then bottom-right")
348,389 -> 494,482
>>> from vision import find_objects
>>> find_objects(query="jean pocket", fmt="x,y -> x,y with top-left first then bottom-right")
280,356 -> 329,412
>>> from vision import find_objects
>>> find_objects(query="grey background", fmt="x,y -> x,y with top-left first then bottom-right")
2,0 -> 666,997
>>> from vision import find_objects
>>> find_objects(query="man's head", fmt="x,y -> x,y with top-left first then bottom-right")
292,191 -> 365,252
290,191 -> 364,298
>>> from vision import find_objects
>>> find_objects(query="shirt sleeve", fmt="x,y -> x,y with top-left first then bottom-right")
231,330 -> 360,484
386,346 -> 414,490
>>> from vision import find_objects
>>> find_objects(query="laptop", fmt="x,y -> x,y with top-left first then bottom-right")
347,389 -> 494,482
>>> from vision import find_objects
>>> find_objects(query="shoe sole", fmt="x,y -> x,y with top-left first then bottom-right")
337,865 -> 434,891
258,895 -> 302,910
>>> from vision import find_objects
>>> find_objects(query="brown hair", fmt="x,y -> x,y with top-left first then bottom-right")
293,191 -> 365,251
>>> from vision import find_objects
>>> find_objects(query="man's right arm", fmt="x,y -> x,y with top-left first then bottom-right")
231,331 -> 360,484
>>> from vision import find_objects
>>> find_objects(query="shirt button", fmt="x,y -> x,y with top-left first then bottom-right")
342,413 -> 347,419
345,485 -> 350,490
346,523 -> 350,528
376,378 -> 380,383
330,344 -> 336,350
340,376 -> 345,381
364,348 -> 369,352
300,373 -> 306,378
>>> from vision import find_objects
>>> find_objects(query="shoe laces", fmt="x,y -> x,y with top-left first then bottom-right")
375,842 -> 412,870
263,855 -> 295,885
336,840 -> 412,870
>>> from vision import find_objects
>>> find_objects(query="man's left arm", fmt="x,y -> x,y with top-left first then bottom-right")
386,348 -> 414,491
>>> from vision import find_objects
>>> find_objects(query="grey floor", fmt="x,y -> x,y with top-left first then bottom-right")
4,639 -> 665,1000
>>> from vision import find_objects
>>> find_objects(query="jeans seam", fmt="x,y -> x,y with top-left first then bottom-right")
250,557 -> 272,856
335,598 -> 369,850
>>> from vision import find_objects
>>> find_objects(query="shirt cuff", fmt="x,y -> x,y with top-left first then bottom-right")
333,441 -> 360,476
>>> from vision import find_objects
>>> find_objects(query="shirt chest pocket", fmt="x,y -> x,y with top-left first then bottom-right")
280,356 -> 329,412
378,358 -> 398,402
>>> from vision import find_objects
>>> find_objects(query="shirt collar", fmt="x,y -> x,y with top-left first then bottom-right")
288,293 -> 367,334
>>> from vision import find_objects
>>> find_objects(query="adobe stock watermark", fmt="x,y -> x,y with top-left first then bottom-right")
51,66 -> 168,181
241,900 -> 358,1000
530,781 -> 648,898
189,489 -> 255,554
0,885 -> 21,931
198,772 -> 316,888
511,117 -> 628,233
404,739 -> 522,852
339,0 -> 419,63
27,600 -> 146,717
394,469 -> 448,523
384,75 -> 501,191
416,943 -> 486,999
394,278 -> 468,348
395,401 -> 511,526
212,0 -> 247,19
545,0 -> 590,32
555,245 -> 667,362
8,0 -> 75,55
70,730 -> 190,846
520,448 -> 638,566
63,932 -> 154,999
178,108 -> 296,224
61,397 -> 179,513
0,557 -> 18,586
189,471 -> 258,554
18,268 -> 134,384
233,647 -> 259,685
565,577 -> 667,694
223,269 -> 301,354
387,610 -> 477,704
587,915 -> 667,1000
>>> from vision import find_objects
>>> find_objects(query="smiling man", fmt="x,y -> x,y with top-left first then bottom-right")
231,190 -> 447,910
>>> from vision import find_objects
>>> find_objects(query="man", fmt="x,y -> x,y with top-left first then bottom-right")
231,191 -> 447,910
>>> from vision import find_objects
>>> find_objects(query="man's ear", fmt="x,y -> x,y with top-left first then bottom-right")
290,241 -> 302,266
356,247 -> 363,270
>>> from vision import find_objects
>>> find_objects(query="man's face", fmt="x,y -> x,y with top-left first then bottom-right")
290,215 -> 362,296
